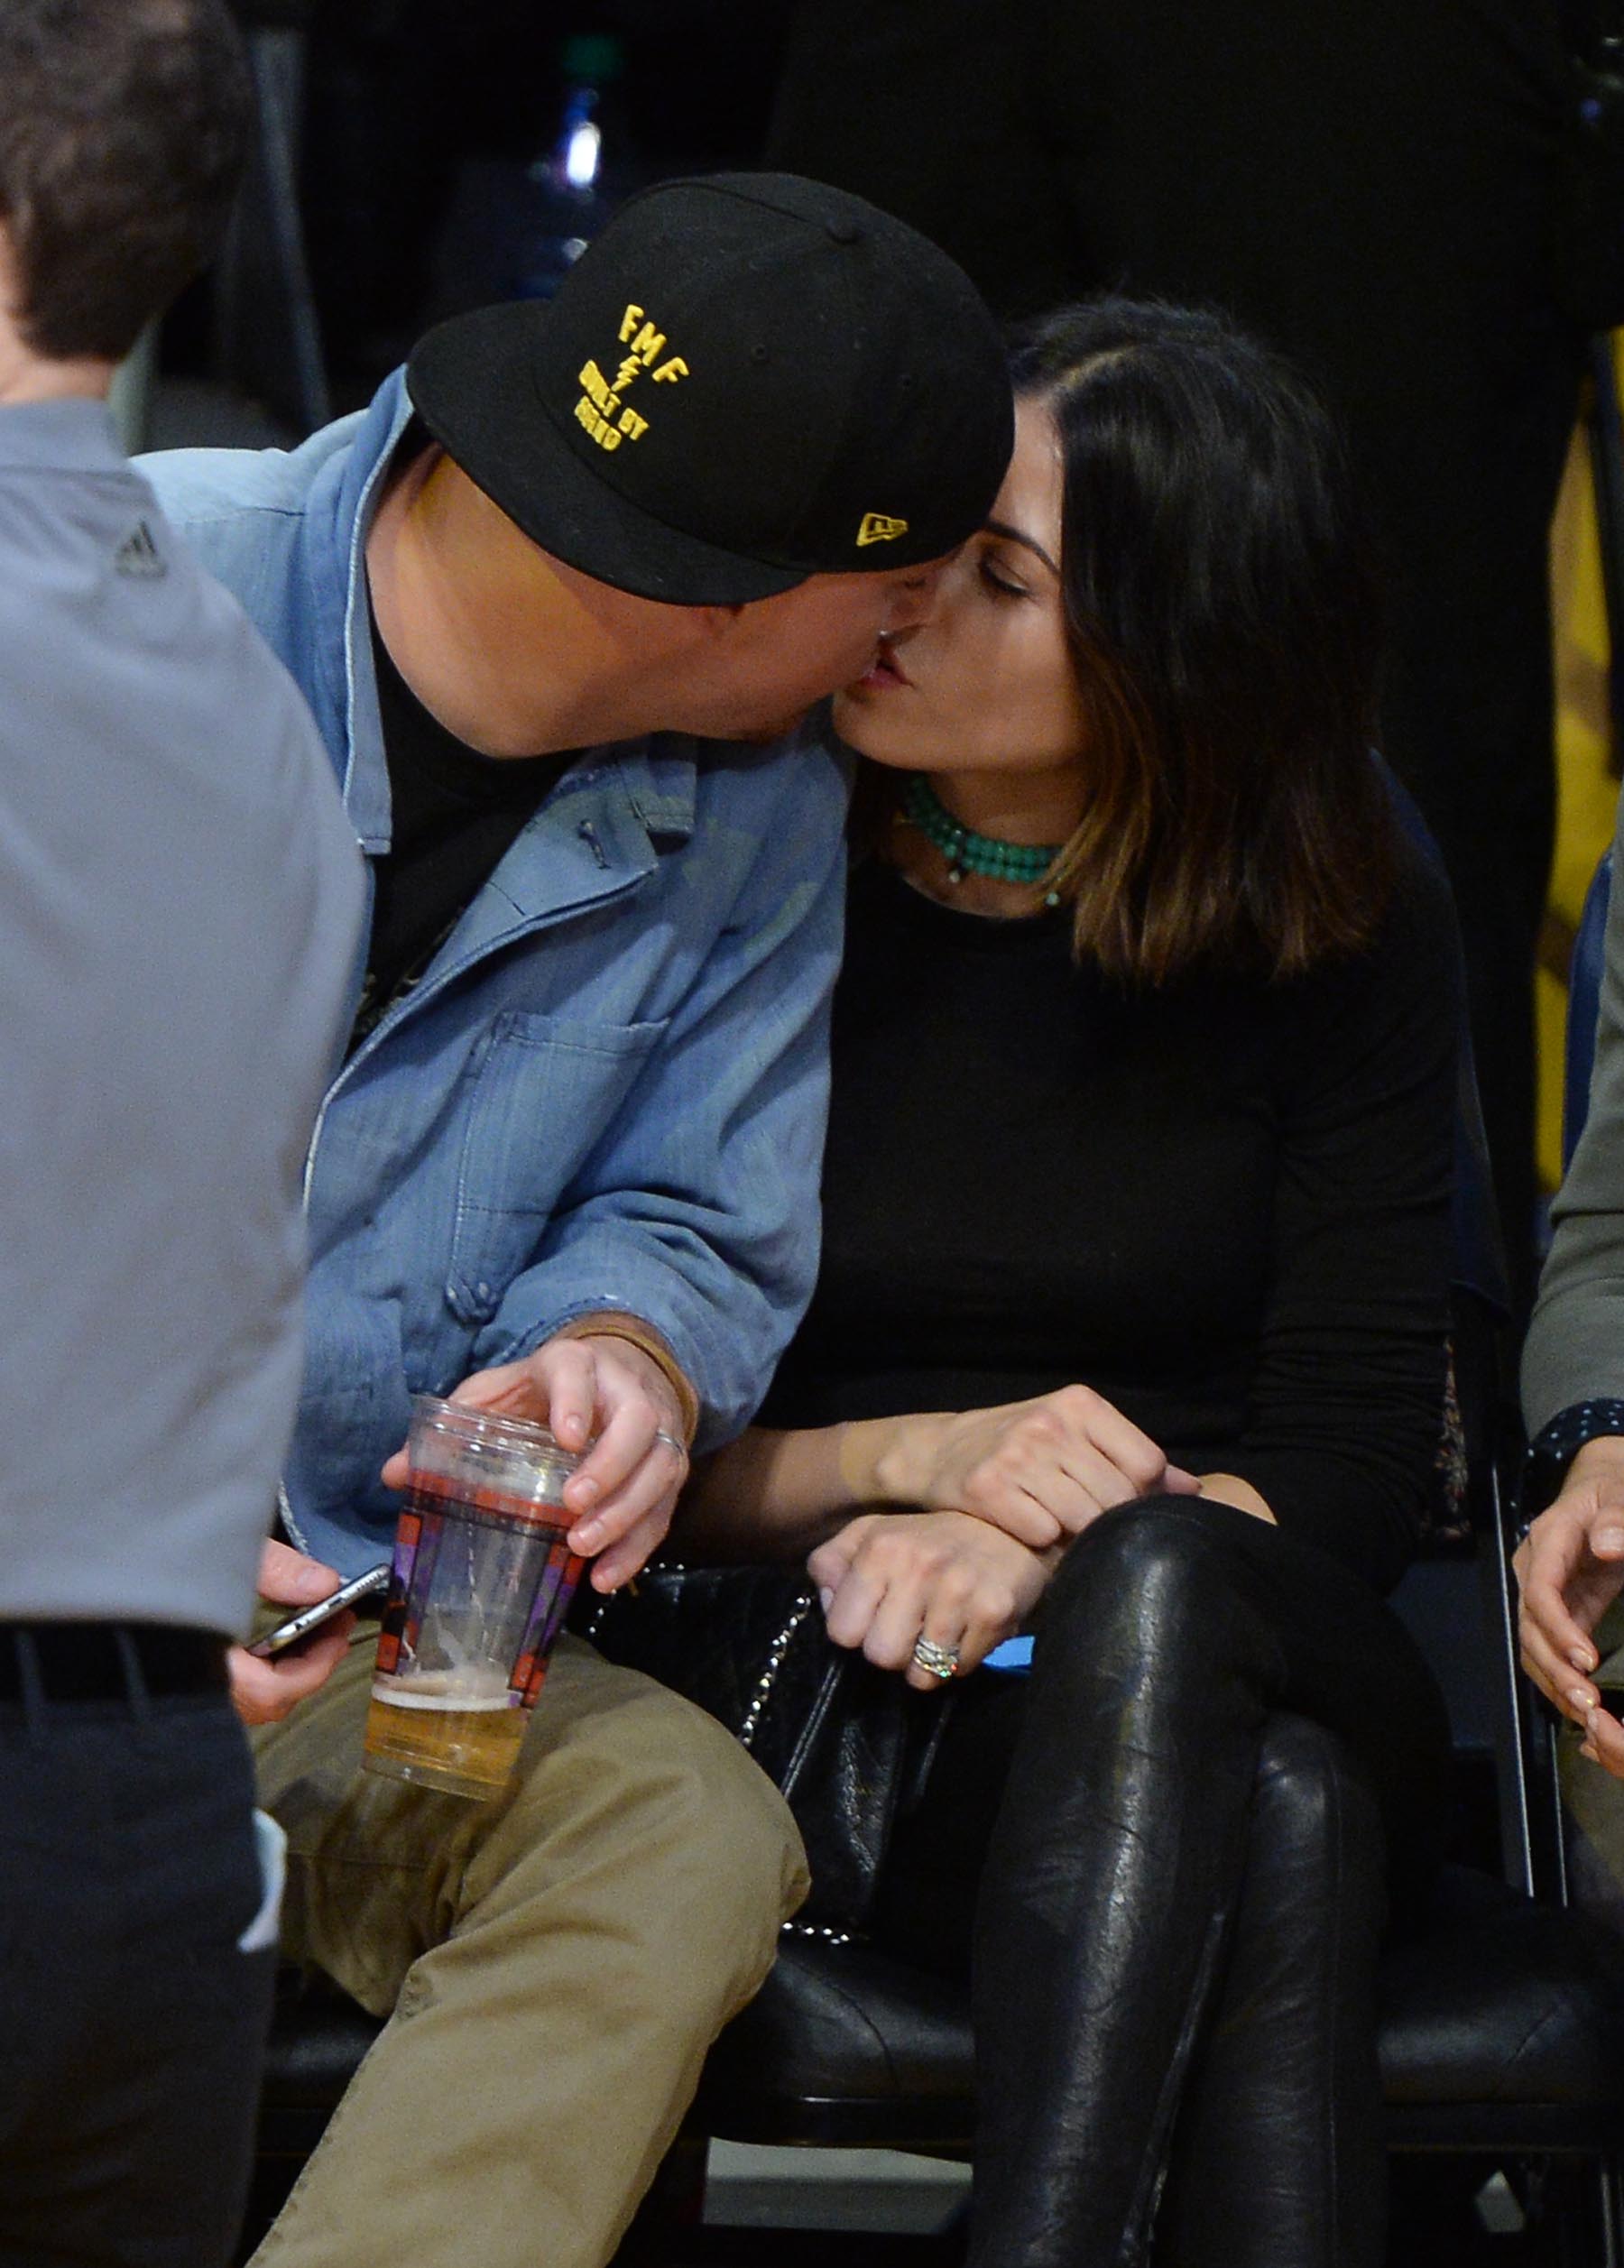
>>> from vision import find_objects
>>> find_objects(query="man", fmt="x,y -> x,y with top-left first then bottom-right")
143,173 -> 1012,2266
0,5 -> 364,2263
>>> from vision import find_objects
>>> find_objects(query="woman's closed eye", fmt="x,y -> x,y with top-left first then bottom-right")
979,558 -> 1030,600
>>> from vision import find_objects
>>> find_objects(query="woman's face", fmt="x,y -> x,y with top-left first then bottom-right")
833,396 -> 1089,788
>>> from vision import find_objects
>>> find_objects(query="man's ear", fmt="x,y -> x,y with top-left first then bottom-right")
0,221 -> 36,384
0,219 -> 23,328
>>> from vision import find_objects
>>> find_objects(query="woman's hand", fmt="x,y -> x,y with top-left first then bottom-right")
808,1509 -> 1054,1692
848,1386 -> 1199,1551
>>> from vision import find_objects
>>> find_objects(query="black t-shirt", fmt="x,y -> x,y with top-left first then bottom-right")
758,837 -> 1460,1593
350,615 -> 572,1047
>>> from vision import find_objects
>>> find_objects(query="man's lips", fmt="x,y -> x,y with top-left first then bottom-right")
854,645 -> 911,691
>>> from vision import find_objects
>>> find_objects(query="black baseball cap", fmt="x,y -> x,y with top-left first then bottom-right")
406,172 -> 1013,606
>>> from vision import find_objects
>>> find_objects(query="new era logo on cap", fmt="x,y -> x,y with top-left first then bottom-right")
856,512 -> 909,548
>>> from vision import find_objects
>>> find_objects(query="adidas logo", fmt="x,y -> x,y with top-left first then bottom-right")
114,520 -> 166,579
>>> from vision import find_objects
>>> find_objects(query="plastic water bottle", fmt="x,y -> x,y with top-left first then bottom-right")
513,33 -> 625,302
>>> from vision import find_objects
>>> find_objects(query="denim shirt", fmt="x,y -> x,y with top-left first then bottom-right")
142,374 -> 847,1577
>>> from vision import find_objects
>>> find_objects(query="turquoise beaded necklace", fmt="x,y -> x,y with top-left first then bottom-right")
902,775 -> 1064,906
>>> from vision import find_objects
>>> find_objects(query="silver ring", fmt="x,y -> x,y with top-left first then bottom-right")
911,1636 -> 961,1682
652,1429 -> 687,1461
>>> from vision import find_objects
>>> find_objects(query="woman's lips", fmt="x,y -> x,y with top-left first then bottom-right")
852,646 -> 911,693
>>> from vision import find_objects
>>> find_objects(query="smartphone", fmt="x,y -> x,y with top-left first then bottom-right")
247,1563 -> 391,1658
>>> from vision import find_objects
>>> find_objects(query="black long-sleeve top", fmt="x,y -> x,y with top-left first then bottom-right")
757,833 -> 1461,1595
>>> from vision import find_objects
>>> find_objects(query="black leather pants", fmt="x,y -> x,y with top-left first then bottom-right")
877,1496 -> 1451,2268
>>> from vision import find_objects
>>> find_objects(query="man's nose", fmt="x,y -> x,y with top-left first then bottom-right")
889,569 -> 945,632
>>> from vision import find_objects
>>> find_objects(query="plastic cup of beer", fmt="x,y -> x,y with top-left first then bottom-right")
363,1396 -> 586,1801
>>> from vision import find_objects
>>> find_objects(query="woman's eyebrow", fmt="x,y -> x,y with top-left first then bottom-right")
983,518 -> 1059,576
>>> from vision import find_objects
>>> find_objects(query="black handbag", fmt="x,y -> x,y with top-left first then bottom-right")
573,1562 -> 953,1938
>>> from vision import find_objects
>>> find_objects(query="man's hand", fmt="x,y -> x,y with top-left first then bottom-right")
228,1538 -> 355,1727
857,1385 -> 1199,1551
1516,1435 -> 1624,1774
381,1332 -> 689,1593
809,1509 -> 1054,1692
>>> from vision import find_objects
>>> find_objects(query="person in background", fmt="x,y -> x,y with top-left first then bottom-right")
142,174 -> 1015,2268
0,4 -> 364,2262
1518,783 -> 1624,1821
681,300 -> 1463,2267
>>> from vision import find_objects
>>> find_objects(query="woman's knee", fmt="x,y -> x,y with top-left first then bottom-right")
1250,1711 -> 1387,1913
1045,1496 -> 1246,1645
1025,1499 -> 1284,1747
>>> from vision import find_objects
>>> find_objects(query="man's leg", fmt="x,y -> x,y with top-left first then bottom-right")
250,1629 -> 807,2268
0,1686 -> 274,2268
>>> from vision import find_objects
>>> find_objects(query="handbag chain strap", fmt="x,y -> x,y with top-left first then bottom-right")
739,1594 -> 819,1749
587,1572 -> 852,1941
582,1565 -> 821,1751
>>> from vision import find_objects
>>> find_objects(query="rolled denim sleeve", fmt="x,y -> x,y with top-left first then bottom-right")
471,754 -> 849,1452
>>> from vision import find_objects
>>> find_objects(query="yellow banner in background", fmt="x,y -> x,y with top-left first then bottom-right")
1544,355 -> 1624,1194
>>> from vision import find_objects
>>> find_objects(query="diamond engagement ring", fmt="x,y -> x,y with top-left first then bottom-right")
911,1636 -> 961,1682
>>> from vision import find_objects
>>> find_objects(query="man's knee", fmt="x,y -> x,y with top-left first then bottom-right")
611,1681 -> 810,1942
258,1640 -> 807,2020
651,1698 -> 811,2009
465,1655 -> 808,1992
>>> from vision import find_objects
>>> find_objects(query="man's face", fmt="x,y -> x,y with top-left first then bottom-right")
695,555 -> 957,742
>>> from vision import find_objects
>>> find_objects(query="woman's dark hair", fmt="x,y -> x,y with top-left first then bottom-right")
0,0 -> 250,363
1009,298 -> 1393,983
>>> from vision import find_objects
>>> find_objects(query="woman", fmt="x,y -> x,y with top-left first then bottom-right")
679,300 -> 1460,2267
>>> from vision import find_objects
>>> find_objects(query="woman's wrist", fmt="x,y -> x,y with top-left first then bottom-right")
837,1413 -> 950,1507
1569,1434 -> 1624,1491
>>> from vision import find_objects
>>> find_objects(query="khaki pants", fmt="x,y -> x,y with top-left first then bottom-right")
248,1625 -> 808,2268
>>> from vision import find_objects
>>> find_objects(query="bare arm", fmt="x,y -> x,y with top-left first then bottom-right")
674,1421 -> 883,1562
673,1389 -> 1202,1562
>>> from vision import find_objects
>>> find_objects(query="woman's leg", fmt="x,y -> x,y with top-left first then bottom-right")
882,1700 -> 1391,2266
1152,1713 -> 1389,2268
965,1495 -> 1448,2268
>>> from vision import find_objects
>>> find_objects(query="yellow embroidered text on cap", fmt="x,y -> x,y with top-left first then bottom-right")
856,512 -> 909,547
574,301 -> 690,453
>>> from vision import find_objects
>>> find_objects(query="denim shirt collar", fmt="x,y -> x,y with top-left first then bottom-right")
298,369 -> 697,862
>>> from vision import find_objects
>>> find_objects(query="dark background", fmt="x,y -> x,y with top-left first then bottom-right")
205,3 -> 791,409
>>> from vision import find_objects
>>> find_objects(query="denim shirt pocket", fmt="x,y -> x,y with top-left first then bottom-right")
446,1007 -> 669,1326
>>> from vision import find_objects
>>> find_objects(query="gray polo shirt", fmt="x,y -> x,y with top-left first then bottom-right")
0,399 -> 364,1636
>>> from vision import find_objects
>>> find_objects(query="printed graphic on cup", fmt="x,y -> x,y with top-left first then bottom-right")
364,1397 -> 586,1800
